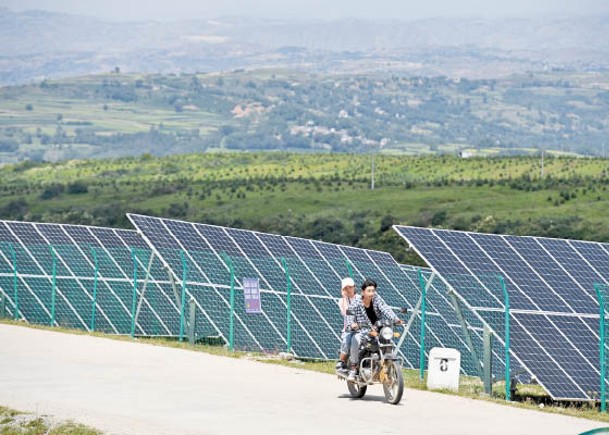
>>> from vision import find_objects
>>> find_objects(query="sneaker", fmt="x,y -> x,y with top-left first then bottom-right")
347,370 -> 357,382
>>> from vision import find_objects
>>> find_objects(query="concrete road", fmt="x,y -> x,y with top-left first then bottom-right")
0,324 -> 604,435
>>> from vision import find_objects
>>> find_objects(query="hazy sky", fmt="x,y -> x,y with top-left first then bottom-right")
1,0 -> 607,21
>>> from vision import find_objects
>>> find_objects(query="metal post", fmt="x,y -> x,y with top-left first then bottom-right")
596,283 -> 607,412
418,269 -> 427,380
0,290 -> 5,319
10,243 -> 19,320
50,245 -> 57,327
483,324 -> 493,396
344,259 -> 354,279
134,251 -> 155,328
282,257 -> 292,353
179,250 -> 188,342
499,276 -> 511,401
90,247 -> 99,331
130,248 -> 138,338
448,289 -> 483,379
397,271 -> 436,351
221,252 -> 236,351
188,298 -> 196,345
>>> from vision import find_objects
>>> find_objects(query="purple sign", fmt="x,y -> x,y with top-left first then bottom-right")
243,278 -> 262,313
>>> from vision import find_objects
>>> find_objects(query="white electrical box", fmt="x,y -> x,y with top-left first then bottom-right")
427,347 -> 461,392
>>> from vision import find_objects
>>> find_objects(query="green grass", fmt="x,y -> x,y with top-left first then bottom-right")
0,405 -> 101,435
2,152 -> 609,263
2,319 -> 609,423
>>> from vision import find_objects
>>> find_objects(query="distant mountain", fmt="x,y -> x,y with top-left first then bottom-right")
1,7 -> 608,85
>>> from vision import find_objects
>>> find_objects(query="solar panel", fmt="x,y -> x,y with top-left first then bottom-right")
0,220 -> 181,337
128,213 -> 432,361
393,225 -> 605,400
399,264 -> 508,378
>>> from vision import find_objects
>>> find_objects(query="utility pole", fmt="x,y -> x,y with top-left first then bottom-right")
540,148 -> 544,178
371,153 -> 375,190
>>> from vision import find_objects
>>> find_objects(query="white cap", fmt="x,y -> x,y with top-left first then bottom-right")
341,277 -> 355,289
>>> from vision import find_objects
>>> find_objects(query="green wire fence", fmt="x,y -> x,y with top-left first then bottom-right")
0,240 -> 522,402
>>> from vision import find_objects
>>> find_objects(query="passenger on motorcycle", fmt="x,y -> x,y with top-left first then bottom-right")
347,278 -> 402,382
336,277 -> 358,372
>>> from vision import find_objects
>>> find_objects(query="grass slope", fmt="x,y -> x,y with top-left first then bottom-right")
1,152 -> 609,262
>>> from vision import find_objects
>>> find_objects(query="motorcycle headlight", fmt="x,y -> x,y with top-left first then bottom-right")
381,326 -> 394,341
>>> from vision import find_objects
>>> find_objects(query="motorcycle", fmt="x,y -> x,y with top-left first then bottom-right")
336,313 -> 405,405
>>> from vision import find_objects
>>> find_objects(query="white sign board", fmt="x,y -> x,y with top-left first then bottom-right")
427,347 -> 461,392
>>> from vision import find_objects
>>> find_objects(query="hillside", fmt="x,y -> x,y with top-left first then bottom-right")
1,70 -> 608,162
1,152 -> 609,264
2,9 -> 609,85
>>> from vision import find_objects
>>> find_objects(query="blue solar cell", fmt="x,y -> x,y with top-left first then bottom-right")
194,224 -> 242,258
0,222 -> 20,243
393,225 -> 608,400
6,222 -> 47,245
285,237 -> 325,261
36,224 -> 74,245
63,226 -> 103,247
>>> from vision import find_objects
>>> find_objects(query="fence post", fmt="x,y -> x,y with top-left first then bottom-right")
188,298 -> 196,345
596,283 -> 607,413
130,248 -> 138,338
483,324 -> 493,396
50,245 -> 57,327
179,250 -> 188,342
0,290 -> 5,319
499,275 -> 511,401
10,243 -> 19,320
221,253 -> 235,351
282,257 -> 292,353
344,259 -> 354,279
90,247 -> 99,331
417,269 -> 427,380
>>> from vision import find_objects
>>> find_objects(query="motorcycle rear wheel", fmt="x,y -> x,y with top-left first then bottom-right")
347,380 -> 367,398
382,361 -> 404,405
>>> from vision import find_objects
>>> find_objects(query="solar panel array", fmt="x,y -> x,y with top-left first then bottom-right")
127,214 -> 439,362
0,220 -> 182,336
0,215 -> 516,384
401,264 -> 510,379
393,225 -> 604,400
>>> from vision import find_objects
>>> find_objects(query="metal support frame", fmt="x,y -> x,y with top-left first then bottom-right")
50,245 -> 57,327
130,248 -> 138,337
397,271 -> 436,351
448,288 -> 484,380
166,266 -> 181,309
10,243 -> 19,320
282,257 -> 292,353
90,247 -> 99,331
417,269 -> 428,380
0,290 -> 5,319
596,283 -> 607,412
499,276 -> 511,401
134,251 -> 156,327
221,252 -> 236,351
483,324 -> 493,395
179,251 -> 188,342
188,298 -> 196,345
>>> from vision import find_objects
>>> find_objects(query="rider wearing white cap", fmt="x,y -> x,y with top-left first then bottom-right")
336,276 -> 358,371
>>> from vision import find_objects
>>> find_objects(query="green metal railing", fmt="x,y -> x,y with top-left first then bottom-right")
595,283 -> 609,412
0,239 -> 513,393
412,269 -> 512,401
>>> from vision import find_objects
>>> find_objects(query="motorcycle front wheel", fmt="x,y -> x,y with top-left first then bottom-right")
382,361 -> 404,405
347,380 -> 367,399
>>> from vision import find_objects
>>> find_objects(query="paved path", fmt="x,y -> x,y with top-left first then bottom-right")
0,324 -> 604,435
